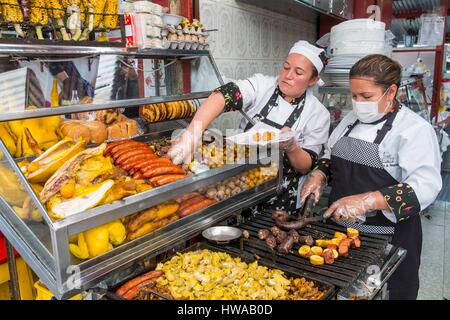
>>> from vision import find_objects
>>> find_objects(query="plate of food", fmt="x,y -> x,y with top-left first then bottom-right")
226,122 -> 295,146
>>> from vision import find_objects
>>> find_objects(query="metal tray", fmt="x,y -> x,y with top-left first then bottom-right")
107,241 -> 336,300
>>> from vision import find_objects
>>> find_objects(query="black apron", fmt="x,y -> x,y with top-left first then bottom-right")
329,111 -> 422,300
245,87 -> 306,215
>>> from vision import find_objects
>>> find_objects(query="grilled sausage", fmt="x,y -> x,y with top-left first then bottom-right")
111,145 -> 152,160
275,230 -> 288,244
130,159 -> 173,175
338,238 -> 353,257
133,172 -> 144,179
278,235 -> 295,254
270,226 -> 282,237
174,192 -> 200,204
121,154 -> 159,171
178,199 -> 216,217
108,141 -> 149,156
116,149 -> 154,164
178,195 -> 206,212
351,238 -> 361,249
115,270 -> 164,297
142,165 -> 185,179
258,229 -> 271,240
265,235 -> 277,249
288,229 -> 300,243
271,211 -> 290,223
122,279 -> 157,300
139,160 -> 174,174
150,174 -> 185,186
299,235 -> 314,246
323,249 -> 335,265
104,140 -> 134,155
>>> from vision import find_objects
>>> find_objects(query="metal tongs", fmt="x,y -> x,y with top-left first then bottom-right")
238,109 -> 256,126
295,194 -> 333,223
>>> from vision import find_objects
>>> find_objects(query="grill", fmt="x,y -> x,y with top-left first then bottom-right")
215,212 -> 395,290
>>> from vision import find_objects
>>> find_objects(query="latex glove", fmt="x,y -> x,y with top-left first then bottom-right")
324,192 -> 378,223
278,127 -> 298,153
167,131 -> 196,165
299,170 -> 326,206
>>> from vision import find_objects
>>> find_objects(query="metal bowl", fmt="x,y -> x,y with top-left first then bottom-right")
202,226 -> 242,245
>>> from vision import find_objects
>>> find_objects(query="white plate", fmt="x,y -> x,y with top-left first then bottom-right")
226,122 -> 295,146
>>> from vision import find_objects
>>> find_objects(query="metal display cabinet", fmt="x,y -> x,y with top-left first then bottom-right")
0,45 -> 282,299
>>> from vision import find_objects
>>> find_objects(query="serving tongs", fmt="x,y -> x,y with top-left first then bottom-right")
263,194 -> 332,224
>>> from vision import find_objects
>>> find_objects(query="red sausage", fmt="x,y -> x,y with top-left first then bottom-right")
115,270 -> 164,297
116,149 -> 154,165
149,174 -> 185,186
121,154 -> 159,171
104,140 -> 134,155
142,165 -> 184,179
178,199 -> 216,217
178,195 -> 206,212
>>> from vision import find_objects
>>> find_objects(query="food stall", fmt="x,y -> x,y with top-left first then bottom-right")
0,1 -> 406,301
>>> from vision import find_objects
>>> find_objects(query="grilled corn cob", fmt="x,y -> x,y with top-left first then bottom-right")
103,0 -> 118,29
79,0 -> 94,41
29,0 -> 49,39
2,0 -> 25,37
47,0 -> 70,40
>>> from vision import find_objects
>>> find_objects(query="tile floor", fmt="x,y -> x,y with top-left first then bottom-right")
417,172 -> 449,300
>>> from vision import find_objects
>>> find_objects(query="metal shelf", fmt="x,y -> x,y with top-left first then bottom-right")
0,92 -> 210,122
0,41 -> 210,57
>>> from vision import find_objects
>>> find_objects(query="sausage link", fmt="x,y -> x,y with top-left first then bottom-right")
121,154 -> 158,171
149,174 -> 185,186
142,165 -> 184,179
115,270 -> 164,297
178,199 -> 216,217
116,149 -> 154,165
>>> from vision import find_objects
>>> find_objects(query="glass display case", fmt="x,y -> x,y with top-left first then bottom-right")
0,44 -> 281,299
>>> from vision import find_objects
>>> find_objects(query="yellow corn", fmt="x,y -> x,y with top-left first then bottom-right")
47,0 -> 70,40
85,0 -> 106,28
29,0 -> 48,24
103,0 -> 119,29
47,0 -> 64,19
2,0 -> 25,37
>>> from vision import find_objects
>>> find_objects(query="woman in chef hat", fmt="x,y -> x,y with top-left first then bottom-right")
168,40 -> 330,214
300,54 -> 442,300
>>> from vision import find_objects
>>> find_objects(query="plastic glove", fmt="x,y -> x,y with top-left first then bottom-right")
299,170 -> 327,206
278,127 -> 298,153
324,192 -> 378,223
167,131 -> 196,165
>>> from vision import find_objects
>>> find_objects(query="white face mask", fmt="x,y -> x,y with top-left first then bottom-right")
352,88 -> 391,123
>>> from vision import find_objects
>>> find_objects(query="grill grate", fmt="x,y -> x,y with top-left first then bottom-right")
218,212 -> 392,289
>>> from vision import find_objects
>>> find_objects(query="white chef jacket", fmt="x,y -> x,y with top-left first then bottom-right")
322,106 -> 442,222
235,73 -> 330,156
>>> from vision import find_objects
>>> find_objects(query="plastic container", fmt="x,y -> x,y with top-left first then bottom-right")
34,281 -> 83,300
162,14 -> 183,26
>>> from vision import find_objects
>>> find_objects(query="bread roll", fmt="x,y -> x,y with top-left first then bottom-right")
125,119 -> 138,136
60,121 -> 91,144
83,120 -> 107,144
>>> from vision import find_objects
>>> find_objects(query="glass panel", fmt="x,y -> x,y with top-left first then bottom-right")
0,152 -> 53,257
0,53 -> 220,116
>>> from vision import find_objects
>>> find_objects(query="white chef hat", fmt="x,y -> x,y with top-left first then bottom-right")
289,41 -> 326,87
289,40 -> 325,73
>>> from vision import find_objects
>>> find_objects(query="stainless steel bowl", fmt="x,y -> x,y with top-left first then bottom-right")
202,226 -> 242,245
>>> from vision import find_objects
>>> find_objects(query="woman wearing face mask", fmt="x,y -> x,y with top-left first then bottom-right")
300,54 -> 442,300
168,41 -> 330,214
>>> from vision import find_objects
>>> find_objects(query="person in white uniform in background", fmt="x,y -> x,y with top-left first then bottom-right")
300,54 -> 442,300
168,41 -> 330,214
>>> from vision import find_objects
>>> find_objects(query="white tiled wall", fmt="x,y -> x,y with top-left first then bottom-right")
200,0 -> 319,81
